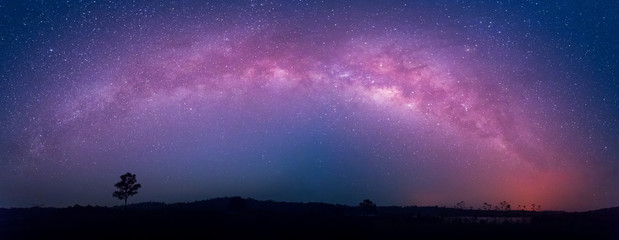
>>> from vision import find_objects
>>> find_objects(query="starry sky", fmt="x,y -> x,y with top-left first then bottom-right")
0,0 -> 617,211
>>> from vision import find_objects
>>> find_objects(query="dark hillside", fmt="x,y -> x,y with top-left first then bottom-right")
1,198 -> 617,239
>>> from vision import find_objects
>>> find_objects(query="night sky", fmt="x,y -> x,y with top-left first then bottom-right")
1,0 -> 617,211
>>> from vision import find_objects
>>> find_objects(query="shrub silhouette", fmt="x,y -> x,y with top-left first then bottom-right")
499,201 -> 511,211
359,199 -> 377,216
113,172 -> 141,208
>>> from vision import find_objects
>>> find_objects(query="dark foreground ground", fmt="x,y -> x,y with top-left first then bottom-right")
1,198 -> 618,239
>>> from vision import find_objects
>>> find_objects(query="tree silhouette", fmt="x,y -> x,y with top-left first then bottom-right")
483,202 -> 493,211
359,199 -> 377,216
499,201 -> 511,211
113,172 -> 141,209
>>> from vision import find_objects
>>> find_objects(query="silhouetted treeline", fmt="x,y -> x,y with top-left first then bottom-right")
1,198 -> 617,239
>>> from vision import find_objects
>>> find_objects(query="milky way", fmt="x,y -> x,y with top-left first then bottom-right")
1,1 -> 617,210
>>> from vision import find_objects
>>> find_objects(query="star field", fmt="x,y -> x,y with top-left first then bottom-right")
0,0 -> 617,211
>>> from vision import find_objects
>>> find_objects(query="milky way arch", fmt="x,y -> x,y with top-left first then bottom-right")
1,1 -> 615,210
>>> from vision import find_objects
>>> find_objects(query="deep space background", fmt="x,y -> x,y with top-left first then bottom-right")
0,0 -> 617,211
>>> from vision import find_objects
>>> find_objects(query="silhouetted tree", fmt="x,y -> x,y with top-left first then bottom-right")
113,172 -> 141,209
359,199 -> 377,216
483,202 -> 493,211
455,201 -> 466,209
499,201 -> 511,211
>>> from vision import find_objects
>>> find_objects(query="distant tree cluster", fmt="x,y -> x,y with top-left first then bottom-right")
514,204 -> 541,211
460,201 -> 540,211
498,201 -> 511,211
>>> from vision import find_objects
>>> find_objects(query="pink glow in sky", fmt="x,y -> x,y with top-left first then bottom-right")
1,1 -> 617,211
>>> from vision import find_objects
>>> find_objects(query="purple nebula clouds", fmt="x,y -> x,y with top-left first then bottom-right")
0,1 -> 616,211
